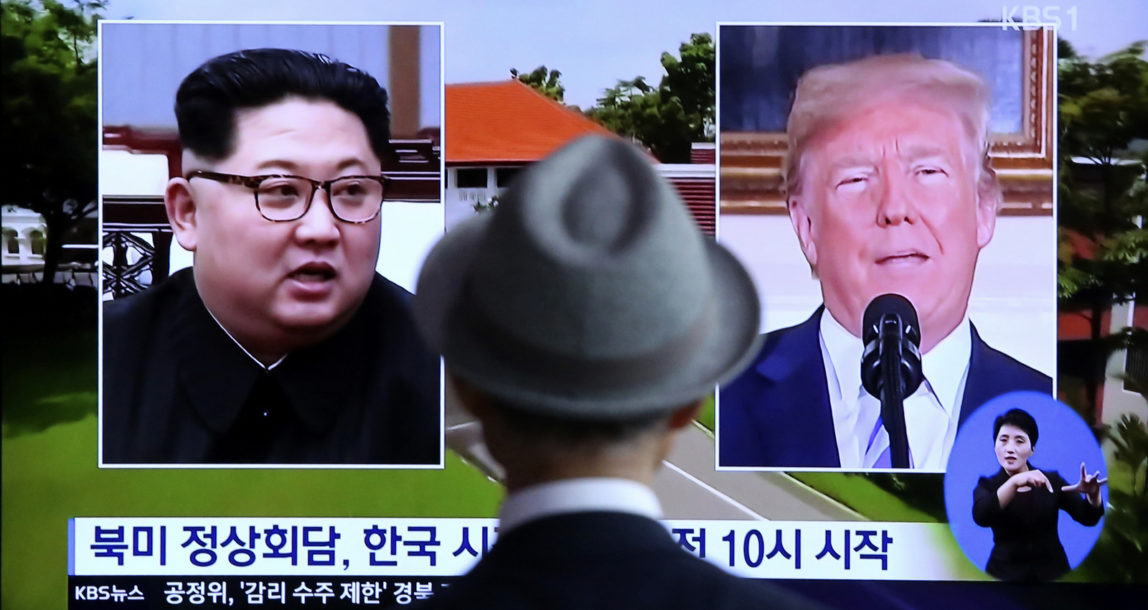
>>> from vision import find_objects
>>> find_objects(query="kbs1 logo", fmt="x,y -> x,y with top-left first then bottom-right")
1001,5 -> 1078,30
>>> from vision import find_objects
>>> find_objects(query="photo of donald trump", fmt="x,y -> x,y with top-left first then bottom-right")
717,26 -> 1054,471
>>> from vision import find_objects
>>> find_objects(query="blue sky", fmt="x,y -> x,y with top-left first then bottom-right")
103,0 -> 1145,110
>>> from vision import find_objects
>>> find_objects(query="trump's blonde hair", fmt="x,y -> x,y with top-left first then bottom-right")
784,54 -> 999,207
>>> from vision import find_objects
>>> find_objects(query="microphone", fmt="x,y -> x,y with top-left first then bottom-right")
861,294 -> 923,469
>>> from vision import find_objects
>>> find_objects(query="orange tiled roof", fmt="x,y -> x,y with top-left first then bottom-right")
445,80 -> 616,164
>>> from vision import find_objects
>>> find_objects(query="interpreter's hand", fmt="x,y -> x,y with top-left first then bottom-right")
1061,462 -> 1108,506
1009,469 -> 1053,493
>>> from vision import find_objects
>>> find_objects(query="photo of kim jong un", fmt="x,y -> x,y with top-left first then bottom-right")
99,22 -> 444,467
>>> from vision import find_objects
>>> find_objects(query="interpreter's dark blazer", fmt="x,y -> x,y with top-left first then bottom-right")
972,467 -> 1104,581
413,512 -> 815,610
718,309 -> 1051,468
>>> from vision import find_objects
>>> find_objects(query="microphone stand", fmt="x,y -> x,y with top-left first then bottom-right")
879,315 -> 911,468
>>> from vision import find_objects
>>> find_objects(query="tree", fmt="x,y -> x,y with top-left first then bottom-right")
1,0 -> 103,285
587,33 -> 714,163
1077,404 -> 1148,583
659,32 -> 715,140
1056,40 -> 1148,424
511,65 -> 565,102
586,76 -> 667,152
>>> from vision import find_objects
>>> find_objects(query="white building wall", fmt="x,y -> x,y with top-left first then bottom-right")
444,166 -> 501,231
1102,301 -> 1146,426
1,207 -> 46,264
100,150 -> 170,197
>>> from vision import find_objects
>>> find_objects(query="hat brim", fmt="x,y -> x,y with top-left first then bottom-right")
413,214 -> 762,420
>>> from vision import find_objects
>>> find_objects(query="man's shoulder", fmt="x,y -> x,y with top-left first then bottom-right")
962,327 -> 1053,426
342,274 -> 440,465
357,272 -> 418,326
719,308 -> 827,412
367,271 -> 413,304
969,329 -> 1052,391
102,271 -> 200,462
730,309 -> 823,385
416,512 -> 815,609
356,273 -> 433,356
718,308 -> 838,468
658,545 -> 819,608
103,270 -> 195,342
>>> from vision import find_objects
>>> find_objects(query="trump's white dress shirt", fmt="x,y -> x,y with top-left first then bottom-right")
818,309 -> 971,471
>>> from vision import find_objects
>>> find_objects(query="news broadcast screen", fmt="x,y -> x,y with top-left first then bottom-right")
1,0 -> 1144,608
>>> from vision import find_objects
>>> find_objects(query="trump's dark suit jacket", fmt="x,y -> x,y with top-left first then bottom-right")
414,512 -> 814,610
718,309 -> 1051,468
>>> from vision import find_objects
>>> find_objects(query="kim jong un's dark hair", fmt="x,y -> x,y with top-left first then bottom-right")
174,48 -> 391,162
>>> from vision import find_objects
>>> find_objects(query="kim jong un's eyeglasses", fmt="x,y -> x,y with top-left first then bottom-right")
186,171 -> 390,223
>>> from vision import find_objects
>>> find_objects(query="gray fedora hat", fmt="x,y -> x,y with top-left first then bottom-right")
413,136 -> 761,420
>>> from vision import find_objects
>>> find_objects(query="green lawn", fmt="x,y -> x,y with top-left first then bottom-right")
1,327 -> 502,610
2,414 -> 502,609
696,394 -> 716,430
2,327 -> 99,438
788,472 -> 938,522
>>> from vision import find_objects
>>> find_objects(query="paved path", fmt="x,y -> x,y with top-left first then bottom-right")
658,425 -> 861,521
444,380 -> 860,522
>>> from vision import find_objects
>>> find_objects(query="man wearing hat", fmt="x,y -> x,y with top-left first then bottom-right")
411,136 -> 811,608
